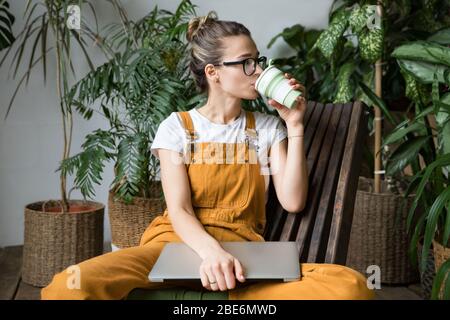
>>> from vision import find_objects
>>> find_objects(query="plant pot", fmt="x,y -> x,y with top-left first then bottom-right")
432,238 -> 450,299
108,182 -> 166,249
347,176 -> 420,284
417,238 -> 436,300
22,200 -> 104,287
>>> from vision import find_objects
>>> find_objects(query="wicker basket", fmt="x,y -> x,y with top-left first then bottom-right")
347,176 -> 420,284
417,239 -> 436,300
108,182 -> 166,249
22,200 -> 104,287
432,239 -> 450,299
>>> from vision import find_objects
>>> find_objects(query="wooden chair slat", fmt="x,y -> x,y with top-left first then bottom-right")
303,102 -> 325,154
292,103 -> 337,258
280,103 -> 334,243
306,103 -> 350,262
264,187 -> 287,241
303,100 -> 316,127
325,101 -> 367,264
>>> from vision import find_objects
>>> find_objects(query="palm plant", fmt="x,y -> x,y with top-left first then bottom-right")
59,0 -> 204,204
0,1 -> 107,212
384,28 -> 450,299
0,0 -> 15,50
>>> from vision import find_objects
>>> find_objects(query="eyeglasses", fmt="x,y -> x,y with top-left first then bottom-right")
213,56 -> 267,76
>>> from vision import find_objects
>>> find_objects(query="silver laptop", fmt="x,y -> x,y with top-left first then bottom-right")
149,241 -> 301,283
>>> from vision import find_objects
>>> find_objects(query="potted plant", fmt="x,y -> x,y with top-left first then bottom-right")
268,0 -> 450,285
0,0 -> 107,287
268,0 -> 449,173
386,29 -> 450,299
60,0 -> 205,250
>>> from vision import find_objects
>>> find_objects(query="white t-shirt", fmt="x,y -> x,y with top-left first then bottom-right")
150,108 -> 288,204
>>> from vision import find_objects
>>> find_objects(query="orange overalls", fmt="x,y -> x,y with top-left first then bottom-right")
41,110 -> 375,300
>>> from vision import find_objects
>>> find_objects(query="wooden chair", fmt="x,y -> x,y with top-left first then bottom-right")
127,100 -> 368,299
264,100 -> 367,265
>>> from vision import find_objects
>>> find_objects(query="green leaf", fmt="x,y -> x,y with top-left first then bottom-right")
431,248 -> 450,299
392,41 -> 450,67
400,68 -> 430,105
0,1 -> 15,50
333,61 -> 355,103
348,5 -> 372,34
414,106 -> 435,121
358,27 -> 384,63
312,9 -> 350,59
397,59 -> 450,84
386,136 -> 430,176
406,154 -> 450,244
358,80 -> 397,125
408,212 -> 426,271
427,28 -> 450,45
444,267 -> 450,300
422,186 -> 450,273
383,122 -> 425,146
436,93 -> 450,155
444,200 -> 450,248
267,24 -> 306,51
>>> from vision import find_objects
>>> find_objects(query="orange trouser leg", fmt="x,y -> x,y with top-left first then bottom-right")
40,242 -> 173,300
40,225 -> 249,300
228,263 -> 375,300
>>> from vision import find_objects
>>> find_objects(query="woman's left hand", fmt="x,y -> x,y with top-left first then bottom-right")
268,73 -> 307,127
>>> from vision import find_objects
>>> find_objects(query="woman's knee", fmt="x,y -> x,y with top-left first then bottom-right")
41,262 -> 97,300
336,266 -> 375,300
41,267 -> 77,299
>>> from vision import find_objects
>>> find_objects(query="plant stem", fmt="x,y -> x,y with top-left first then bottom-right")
53,8 -> 68,213
374,2 -> 384,193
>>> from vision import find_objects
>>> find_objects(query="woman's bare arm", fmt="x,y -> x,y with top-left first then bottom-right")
158,149 -> 222,259
269,129 -> 308,213
157,148 -> 246,291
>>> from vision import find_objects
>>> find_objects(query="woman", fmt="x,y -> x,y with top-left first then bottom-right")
41,12 -> 374,300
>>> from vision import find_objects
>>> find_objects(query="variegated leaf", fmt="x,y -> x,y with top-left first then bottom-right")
313,9 -> 351,59
358,27 -> 384,63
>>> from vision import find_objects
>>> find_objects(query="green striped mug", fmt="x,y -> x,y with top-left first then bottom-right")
255,59 -> 302,109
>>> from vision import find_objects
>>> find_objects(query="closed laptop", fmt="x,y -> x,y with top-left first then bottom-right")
149,241 -> 301,283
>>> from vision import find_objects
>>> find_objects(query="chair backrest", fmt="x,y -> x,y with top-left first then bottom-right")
263,101 -> 367,265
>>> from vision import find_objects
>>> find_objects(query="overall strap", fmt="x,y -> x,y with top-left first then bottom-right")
245,110 -> 255,130
176,111 -> 197,166
244,111 -> 259,164
177,111 -> 197,141
245,111 -> 258,142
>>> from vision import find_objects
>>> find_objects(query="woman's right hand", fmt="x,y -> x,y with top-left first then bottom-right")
199,247 -> 246,291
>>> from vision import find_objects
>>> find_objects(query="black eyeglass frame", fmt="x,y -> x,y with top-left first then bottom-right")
212,56 -> 267,76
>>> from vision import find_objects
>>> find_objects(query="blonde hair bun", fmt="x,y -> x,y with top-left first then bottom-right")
187,11 -> 218,42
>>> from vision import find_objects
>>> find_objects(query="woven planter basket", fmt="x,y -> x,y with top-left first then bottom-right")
347,176 -> 419,284
432,239 -> 450,299
108,182 -> 166,249
22,200 -> 104,287
417,239 -> 436,300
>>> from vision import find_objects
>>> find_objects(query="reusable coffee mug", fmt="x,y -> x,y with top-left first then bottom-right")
255,59 -> 302,109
